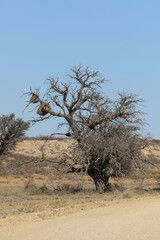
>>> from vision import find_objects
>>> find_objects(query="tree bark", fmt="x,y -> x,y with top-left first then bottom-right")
88,167 -> 110,193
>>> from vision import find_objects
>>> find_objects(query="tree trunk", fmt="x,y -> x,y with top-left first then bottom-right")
88,168 -> 110,193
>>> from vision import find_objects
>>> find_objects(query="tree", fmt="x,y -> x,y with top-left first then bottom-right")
70,124 -> 147,192
26,65 -> 146,193
0,113 -> 30,155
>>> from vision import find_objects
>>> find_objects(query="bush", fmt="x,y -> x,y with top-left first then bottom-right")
0,113 -> 30,155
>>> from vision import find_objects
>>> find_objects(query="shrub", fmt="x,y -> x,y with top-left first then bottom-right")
0,113 -> 30,155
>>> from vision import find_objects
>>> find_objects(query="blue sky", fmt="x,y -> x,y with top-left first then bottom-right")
0,0 -> 160,138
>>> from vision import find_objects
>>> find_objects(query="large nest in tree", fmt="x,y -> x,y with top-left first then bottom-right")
30,93 -> 40,104
37,102 -> 51,116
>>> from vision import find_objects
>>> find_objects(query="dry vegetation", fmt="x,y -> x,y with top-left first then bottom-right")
0,138 -> 160,228
26,65 -> 149,193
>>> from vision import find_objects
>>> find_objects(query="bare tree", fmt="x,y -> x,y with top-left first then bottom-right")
0,113 -> 30,156
26,65 -> 146,192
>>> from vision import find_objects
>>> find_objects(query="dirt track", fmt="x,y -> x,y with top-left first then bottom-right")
1,196 -> 160,240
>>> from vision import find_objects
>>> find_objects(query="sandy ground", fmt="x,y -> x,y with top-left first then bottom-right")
14,138 -> 160,160
0,196 -> 160,240
0,139 -> 160,239
13,138 -> 74,158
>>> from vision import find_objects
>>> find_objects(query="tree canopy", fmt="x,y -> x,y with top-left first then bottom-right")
26,65 -> 147,192
0,113 -> 30,155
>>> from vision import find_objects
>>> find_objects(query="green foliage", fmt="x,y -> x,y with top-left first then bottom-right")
0,113 -> 30,155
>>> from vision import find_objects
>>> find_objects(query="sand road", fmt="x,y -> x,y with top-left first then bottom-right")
1,196 -> 160,240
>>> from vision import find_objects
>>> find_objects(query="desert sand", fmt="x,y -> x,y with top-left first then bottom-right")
0,138 -> 160,239
0,196 -> 160,240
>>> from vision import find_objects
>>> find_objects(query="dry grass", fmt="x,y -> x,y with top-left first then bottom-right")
0,174 -> 160,224
0,138 -> 160,227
